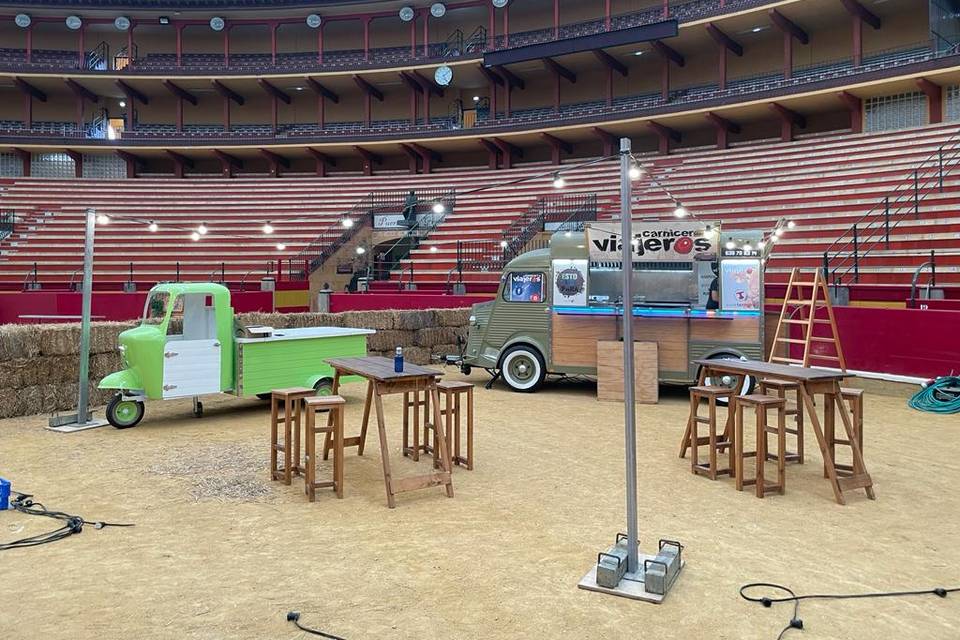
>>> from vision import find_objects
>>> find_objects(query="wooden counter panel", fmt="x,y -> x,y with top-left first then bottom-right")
690,316 -> 760,342
552,314 -> 617,367
632,317 -> 689,373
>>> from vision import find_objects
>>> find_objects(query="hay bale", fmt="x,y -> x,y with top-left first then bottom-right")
368,330 -> 412,352
90,322 -> 136,354
431,344 -> 460,359
0,388 -> 24,419
0,324 -> 43,360
28,356 -> 78,385
434,308 -> 472,327
37,324 -> 79,356
414,327 -> 459,347
395,310 -> 436,331
0,359 -> 26,388
340,310 -> 397,331
91,352 -> 123,380
402,346 -> 431,365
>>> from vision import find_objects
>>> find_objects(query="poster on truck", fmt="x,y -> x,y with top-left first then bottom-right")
586,222 -> 716,262
552,259 -> 588,306
720,259 -> 762,311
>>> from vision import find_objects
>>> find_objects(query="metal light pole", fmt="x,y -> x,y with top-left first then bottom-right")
619,137 -> 639,573
48,207 -> 108,432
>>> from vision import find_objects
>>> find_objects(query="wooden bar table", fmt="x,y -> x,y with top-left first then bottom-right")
686,359 -> 875,505
324,356 -> 454,508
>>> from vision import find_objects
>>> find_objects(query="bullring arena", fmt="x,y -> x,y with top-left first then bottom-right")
2,0 -> 960,639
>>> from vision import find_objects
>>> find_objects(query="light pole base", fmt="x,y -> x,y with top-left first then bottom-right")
577,554 -> 685,604
46,413 -> 109,433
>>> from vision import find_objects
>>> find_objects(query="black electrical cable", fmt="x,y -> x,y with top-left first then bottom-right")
0,492 -> 134,551
740,582 -> 959,639
286,612 -> 345,639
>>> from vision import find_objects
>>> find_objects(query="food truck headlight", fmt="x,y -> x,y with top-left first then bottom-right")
469,315 -> 477,325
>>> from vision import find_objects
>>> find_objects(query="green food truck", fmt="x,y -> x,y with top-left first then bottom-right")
99,282 -> 372,428
458,221 -> 766,393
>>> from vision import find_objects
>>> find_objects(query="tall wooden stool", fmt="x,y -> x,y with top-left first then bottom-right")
269,387 -> 315,485
686,386 -> 734,480
734,394 -> 787,498
304,395 -> 346,501
402,384 -> 431,461
824,388 -> 865,478
424,381 -> 475,470
758,378 -> 805,464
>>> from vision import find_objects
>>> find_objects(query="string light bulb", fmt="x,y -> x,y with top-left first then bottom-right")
262,221 -> 274,235
787,220 -> 796,229
499,240 -> 508,248
769,234 -> 778,243
673,204 -> 688,218
742,243 -> 753,252
191,231 -> 200,241
96,212 -> 109,225
276,242 -> 286,251
148,221 -> 158,232
725,240 -> 736,250
774,228 -> 784,237
355,246 -> 366,255
552,172 -> 565,189
430,245 -> 438,252
197,222 -> 208,235
757,240 -> 766,249
342,218 -> 354,228
629,164 -> 643,180
432,202 -> 445,214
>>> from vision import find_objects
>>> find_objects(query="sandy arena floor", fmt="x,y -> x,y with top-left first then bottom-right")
1,372 -> 958,640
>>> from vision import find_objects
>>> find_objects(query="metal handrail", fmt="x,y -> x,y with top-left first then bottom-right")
908,251 -> 938,309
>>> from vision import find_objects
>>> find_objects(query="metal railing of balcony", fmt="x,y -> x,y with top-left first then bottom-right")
822,127 -> 960,285
0,211 -> 14,241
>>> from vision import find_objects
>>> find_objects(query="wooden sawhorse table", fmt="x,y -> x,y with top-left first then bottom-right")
681,359 -> 875,505
324,356 -> 454,508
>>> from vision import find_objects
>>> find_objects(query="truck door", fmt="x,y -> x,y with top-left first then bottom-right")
162,294 -> 222,399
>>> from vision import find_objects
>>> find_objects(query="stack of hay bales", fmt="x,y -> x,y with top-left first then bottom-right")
0,321 -> 136,419
0,308 -> 471,419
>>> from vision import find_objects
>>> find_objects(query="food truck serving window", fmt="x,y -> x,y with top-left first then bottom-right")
504,272 -> 544,303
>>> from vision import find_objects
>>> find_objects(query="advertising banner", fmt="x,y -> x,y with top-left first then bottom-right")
586,222 -> 716,262
552,259 -> 588,306
720,259 -> 762,311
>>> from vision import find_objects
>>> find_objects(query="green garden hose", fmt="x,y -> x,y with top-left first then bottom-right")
908,376 -> 960,414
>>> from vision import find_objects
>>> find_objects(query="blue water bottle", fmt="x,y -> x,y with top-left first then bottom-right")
394,346 -> 404,373
0,477 -> 10,511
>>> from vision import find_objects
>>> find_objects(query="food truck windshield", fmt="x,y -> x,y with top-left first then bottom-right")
506,272 -> 544,303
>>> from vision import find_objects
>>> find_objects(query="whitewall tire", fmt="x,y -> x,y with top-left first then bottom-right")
500,346 -> 546,392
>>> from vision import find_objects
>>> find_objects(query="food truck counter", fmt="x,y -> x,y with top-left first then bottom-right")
553,305 -> 762,320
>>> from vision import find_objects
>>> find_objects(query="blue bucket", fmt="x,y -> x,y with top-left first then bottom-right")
0,477 -> 10,511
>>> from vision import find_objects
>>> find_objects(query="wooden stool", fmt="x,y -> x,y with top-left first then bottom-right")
303,395 -> 346,501
402,385 -> 431,461
424,381 -> 475,470
758,378 -> 805,464
825,388 -> 865,477
734,394 -> 787,498
269,387 -> 315,485
687,386 -> 734,480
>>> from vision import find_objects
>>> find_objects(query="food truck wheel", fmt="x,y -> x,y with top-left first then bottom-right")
701,354 -> 755,405
106,394 -> 145,429
313,378 -> 334,396
500,346 -> 545,392
256,393 -> 272,400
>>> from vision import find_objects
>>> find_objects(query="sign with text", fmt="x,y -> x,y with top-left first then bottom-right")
586,222 -> 716,262
552,259 -> 588,306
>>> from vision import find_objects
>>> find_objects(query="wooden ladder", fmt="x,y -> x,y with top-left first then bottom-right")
769,267 -> 846,370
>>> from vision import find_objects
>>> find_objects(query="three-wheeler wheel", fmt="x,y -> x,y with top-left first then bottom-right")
106,393 -> 145,429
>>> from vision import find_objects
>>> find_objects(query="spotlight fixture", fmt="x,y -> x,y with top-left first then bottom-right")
492,0 -> 509,8
725,240 -> 736,250
96,213 -> 109,225
757,240 -> 766,249
158,16 -> 170,25
119,100 -> 126,108
66,15 -> 82,30
673,204 -> 688,218
552,172 -> 565,188
355,246 -> 366,255
742,243 -> 753,252
432,201 -> 445,214
629,164 -> 643,180
262,221 -> 274,235
430,2 -> 447,18
787,220 -> 796,229
499,240 -> 508,248
342,218 -> 354,228
633,50 -> 644,56
148,221 -> 158,232
15,14 -> 31,28
473,95 -> 480,102
306,14 -> 322,28
114,16 -> 131,31
276,243 -> 286,251
209,16 -> 225,32
399,6 -> 415,21
197,222 -> 208,235
191,231 -> 200,241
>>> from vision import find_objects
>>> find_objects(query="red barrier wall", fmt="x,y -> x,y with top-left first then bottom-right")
0,290 -> 274,324
329,293 -> 492,312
